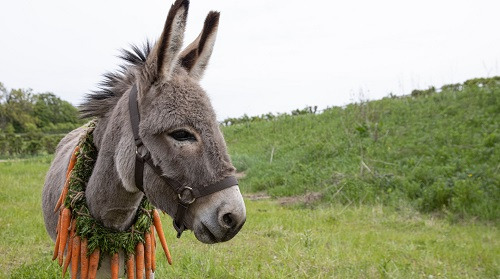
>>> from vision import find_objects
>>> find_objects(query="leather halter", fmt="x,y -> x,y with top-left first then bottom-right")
128,84 -> 238,238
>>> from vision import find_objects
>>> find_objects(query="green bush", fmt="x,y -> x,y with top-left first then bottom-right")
0,133 -> 65,157
419,179 -> 453,212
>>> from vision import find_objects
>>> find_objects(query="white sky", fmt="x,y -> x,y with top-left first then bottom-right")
1,0 -> 499,120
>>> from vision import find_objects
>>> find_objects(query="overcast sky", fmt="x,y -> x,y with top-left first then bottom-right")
1,0 -> 499,120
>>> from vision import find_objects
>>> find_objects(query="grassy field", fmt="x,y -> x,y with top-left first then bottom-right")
0,157 -> 498,278
1,78 -> 499,278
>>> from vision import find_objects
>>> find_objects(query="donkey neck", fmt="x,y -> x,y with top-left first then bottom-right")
85,93 -> 144,231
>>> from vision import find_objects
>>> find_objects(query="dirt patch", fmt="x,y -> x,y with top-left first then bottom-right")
0,159 -> 22,163
243,192 -> 271,200
278,192 -> 323,206
244,191 -> 323,205
235,171 -> 246,179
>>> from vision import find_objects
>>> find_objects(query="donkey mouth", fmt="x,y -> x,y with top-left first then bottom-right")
197,222 -> 218,244
195,219 -> 246,244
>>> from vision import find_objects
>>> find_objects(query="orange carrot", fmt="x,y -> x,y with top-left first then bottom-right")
111,252 -> 119,279
145,233 -> 152,279
153,209 -> 172,265
135,242 -> 144,279
63,220 -> 76,277
57,209 -> 62,233
80,238 -> 89,279
52,231 -> 61,261
151,226 -> 156,272
87,247 -> 100,279
151,226 -> 156,248
57,212 -> 64,266
52,214 -> 61,261
69,218 -> 76,237
58,208 -> 71,266
71,235 -> 81,279
54,174 -> 71,212
126,254 -> 135,279
54,194 -> 63,213
54,146 -> 79,212
62,246 -> 72,278
66,146 -> 79,177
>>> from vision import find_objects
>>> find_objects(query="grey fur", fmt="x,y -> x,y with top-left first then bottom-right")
42,1 -> 245,276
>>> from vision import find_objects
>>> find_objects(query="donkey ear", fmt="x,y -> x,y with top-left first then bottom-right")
146,0 -> 189,81
178,11 -> 220,81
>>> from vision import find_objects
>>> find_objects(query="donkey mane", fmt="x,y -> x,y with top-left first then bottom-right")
79,42 -> 152,118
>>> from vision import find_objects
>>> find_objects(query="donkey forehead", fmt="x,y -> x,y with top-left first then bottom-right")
140,76 -> 219,134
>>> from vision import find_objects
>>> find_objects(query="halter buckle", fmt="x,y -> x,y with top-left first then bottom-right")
178,186 -> 196,205
135,145 -> 151,163
173,220 -> 185,238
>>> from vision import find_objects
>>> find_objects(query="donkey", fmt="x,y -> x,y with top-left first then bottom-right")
42,0 -> 246,276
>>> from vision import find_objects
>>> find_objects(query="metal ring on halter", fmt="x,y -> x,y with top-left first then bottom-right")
178,186 -> 196,204
135,145 -> 151,163
135,146 -> 143,160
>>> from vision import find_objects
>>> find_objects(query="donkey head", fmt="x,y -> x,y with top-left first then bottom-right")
130,0 -> 245,243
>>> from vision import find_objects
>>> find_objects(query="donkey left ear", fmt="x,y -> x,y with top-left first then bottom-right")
178,11 -> 220,81
145,0 -> 190,81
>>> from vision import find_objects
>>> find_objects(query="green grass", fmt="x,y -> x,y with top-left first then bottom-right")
224,79 -> 500,221
0,156 -> 53,276
1,78 -> 499,277
1,157 -> 499,278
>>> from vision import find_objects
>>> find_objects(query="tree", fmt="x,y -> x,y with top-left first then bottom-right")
2,88 -> 36,133
0,82 -> 7,130
33,93 -> 79,128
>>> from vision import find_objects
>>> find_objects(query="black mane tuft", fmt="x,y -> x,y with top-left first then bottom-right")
79,41 -> 152,118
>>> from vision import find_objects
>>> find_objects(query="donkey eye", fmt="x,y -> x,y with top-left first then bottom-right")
169,130 -> 196,142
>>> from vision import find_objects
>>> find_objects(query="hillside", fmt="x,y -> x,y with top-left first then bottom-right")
223,77 -> 500,221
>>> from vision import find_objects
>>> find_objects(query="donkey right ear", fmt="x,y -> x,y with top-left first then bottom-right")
178,11 -> 220,81
145,0 -> 189,81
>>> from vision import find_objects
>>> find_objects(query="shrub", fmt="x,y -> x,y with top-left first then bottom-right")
419,179 -> 453,212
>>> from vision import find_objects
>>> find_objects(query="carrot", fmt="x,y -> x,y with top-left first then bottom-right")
54,146 -> 79,212
111,252 -> 119,279
62,247 -> 72,278
151,226 -> 156,272
80,238 -> 89,279
126,254 -> 135,279
87,247 -> 100,279
69,218 -> 76,237
145,233 -> 152,279
54,173 -> 71,212
66,146 -> 79,177
63,220 -> 76,277
54,194 -> 63,213
52,214 -> 61,261
135,242 -> 144,279
57,212 -> 63,266
58,208 -> 71,266
151,226 -> 156,248
153,209 -> 172,265
71,235 -> 81,279
52,231 -> 61,261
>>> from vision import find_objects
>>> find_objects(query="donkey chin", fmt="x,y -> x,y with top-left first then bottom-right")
189,186 -> 246,244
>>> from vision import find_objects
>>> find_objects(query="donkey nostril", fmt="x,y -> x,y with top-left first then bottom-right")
222,213 -> 233,227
